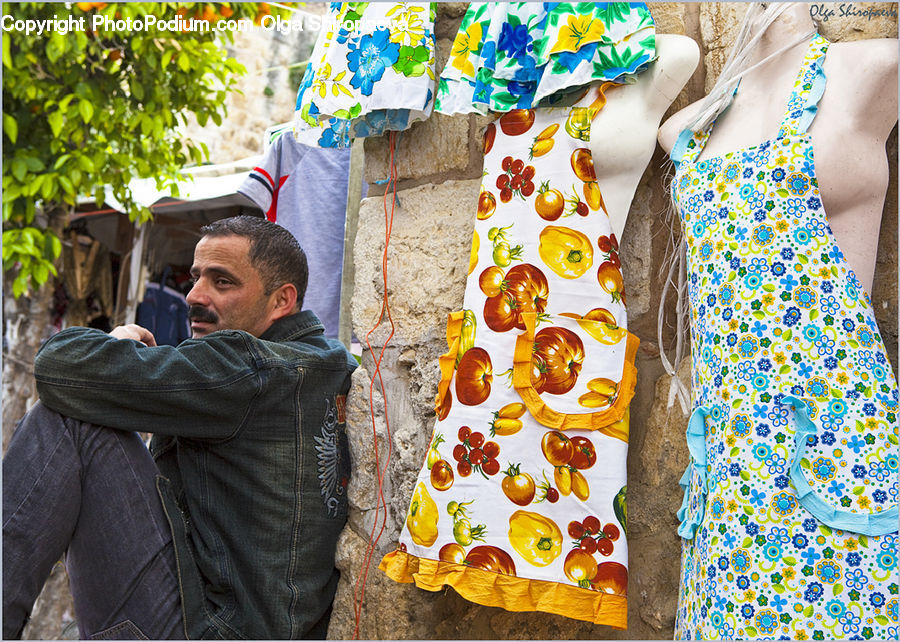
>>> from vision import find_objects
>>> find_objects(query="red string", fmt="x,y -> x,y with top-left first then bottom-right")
353,131 -> 398,638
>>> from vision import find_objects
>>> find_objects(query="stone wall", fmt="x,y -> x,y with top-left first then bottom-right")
329,3 -> 898,640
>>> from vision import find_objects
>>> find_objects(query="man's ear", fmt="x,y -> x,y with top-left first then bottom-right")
270,283 -> 299,320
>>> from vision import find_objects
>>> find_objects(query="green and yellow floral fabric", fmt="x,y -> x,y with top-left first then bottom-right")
436,2 -> 656,115
671,35 -> 898,641
294,2 -> 436,148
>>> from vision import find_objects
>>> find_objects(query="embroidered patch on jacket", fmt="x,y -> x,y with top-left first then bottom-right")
315,395 -> 348,517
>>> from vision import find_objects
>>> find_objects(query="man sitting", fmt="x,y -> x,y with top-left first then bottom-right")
3,215 -> 357,639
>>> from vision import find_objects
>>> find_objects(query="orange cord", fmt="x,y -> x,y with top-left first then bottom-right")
353,131 -> 398,638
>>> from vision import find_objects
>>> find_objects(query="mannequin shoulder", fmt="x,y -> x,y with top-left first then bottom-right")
650,36 -> 702,151
822,39 -> 898,130
654,34 -> 701,72
646,35 -> 700,103
825,38 -> 898,80
658,99 -> 703,153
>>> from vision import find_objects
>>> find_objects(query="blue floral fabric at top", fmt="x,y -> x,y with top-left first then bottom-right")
670,35 -> 898,640
294,2 -> 435,148
436,2 -> 656,115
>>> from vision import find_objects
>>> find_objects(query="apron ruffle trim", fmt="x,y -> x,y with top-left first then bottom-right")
379,548 -> 627,628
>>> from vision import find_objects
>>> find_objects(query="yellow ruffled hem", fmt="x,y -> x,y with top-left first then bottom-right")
379,549 -> 626,629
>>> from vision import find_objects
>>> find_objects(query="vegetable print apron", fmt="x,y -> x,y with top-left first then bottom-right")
381,85 -> 639,628
670,35 -> 899,640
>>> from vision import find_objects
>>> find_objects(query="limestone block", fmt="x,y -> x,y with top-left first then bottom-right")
620,180 -> 655,320
650,2 -> 689,35
699,3 -> 747,90
434,34 -> 452,79
351,180 -> 480,348
626,356 -> 692,635
328,525 -> 433,640
363,111 -> 472,184
631,357 -> 692,508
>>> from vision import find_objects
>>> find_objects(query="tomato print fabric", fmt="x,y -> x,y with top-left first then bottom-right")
293,3 -> 436,148
435,2 -> 656,116
670,35 -> 899,640
380,86 -> 641,628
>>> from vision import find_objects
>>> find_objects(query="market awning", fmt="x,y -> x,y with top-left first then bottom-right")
71,157 -> 264,267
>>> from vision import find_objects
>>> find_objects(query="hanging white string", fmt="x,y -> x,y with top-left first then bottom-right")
658,177 -> 690,414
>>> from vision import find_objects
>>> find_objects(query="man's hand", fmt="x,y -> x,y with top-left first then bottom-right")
109,324 -> 158,347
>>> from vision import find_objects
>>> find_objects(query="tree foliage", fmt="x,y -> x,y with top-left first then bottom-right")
2,2 -> 281,297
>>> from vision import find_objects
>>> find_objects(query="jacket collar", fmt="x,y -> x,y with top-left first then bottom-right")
260,311 -> 325,342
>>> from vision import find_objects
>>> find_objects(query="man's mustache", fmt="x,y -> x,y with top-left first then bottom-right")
189,305 -> 218,324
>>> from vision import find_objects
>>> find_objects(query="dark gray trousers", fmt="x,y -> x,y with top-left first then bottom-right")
3,402 -> 184,639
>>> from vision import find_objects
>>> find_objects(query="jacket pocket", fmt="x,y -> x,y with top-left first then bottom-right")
510,311 -> 638,441
89,620 -> 149,640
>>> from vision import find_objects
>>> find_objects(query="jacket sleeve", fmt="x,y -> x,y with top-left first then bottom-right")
34,327 -> 263,440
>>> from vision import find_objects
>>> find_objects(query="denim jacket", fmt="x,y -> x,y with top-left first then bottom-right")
34,311 -> 357,639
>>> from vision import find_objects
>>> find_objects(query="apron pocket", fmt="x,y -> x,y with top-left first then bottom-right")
511,311 -> 638,442
433,310 -> 472,421
781,395 -> 898,536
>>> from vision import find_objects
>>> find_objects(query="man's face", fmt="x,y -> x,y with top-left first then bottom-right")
186,235 -> 278,338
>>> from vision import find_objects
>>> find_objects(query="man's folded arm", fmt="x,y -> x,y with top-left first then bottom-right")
34,326 -> 261,440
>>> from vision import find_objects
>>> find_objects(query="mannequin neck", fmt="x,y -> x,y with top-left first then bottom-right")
752,3 -> 816,60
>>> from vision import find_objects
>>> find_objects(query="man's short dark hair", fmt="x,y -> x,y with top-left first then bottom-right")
200,216 -> 308,309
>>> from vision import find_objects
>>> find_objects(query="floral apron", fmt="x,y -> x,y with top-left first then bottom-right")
670,35 -> 899,640
293,2 -> 436,148
380,84 -> 641,627
435,2 -> 656,116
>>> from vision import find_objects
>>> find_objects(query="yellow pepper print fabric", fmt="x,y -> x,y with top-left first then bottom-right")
380,86 -> 639,628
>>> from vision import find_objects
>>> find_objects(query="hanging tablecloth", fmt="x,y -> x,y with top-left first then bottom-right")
436,2 -> 656,115
294,2 -> 436,148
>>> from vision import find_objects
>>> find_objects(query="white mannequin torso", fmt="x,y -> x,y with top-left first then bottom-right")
589,34 -> 700,240
658,9 -> 897,292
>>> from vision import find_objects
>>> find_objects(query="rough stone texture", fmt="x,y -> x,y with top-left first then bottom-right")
873,130 -> 899,375
651,2 -> 689,35
22,564 -> 77,640
698,3 -> 747,91
363,109 -> 472,185
627,357 -> 693,633
618,178 -> 656,320
351,180 -> 479,349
